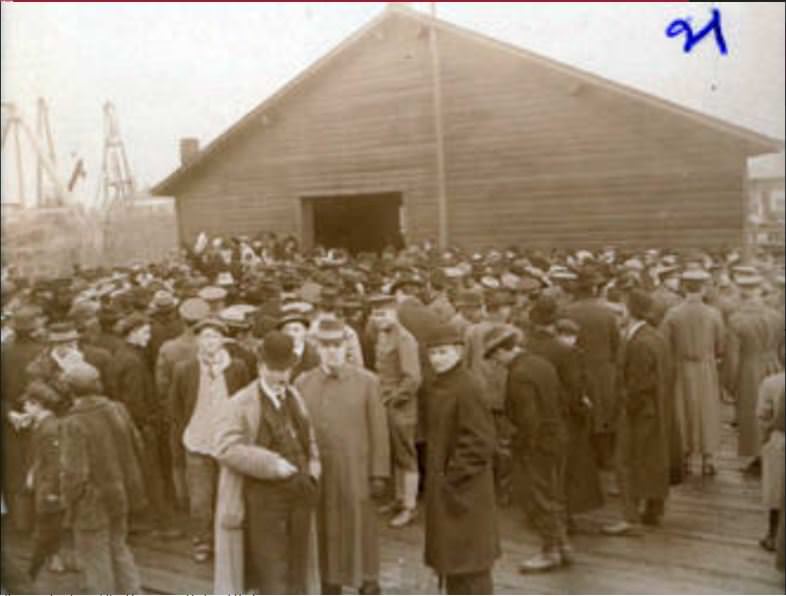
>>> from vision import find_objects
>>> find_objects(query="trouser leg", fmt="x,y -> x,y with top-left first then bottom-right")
74,525 -> 115,593
108,515 -> 141,593
141,424 -> 169,526
493,410 -> 513,504
520,454 -> 565,550
445,569 -> 494,595
287,504 -> 313,594
185,451 -> 217,548
29,511 -> 64,579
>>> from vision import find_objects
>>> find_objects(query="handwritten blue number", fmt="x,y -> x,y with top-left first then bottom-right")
666,8 -> 728,55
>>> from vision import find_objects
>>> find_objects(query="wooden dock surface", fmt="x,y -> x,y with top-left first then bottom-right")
6,409 -> 784,594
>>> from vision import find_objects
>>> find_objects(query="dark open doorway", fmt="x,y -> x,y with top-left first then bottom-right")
302,192 -> 403,255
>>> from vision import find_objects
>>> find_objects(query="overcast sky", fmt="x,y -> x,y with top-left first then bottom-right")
2,2 -> 784,204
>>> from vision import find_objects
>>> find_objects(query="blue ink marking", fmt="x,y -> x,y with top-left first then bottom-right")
666,7 -> 728,55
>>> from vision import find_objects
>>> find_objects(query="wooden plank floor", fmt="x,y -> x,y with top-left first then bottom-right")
6,407 -> 784,594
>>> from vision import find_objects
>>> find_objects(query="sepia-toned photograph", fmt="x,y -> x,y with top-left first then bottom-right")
1,2 -> 784,594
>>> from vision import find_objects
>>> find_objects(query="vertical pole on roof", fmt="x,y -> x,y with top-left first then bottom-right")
429,2 -> 448,249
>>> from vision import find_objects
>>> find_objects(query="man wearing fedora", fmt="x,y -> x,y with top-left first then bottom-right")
219,306 -> 258,377
602,290 -> 671,536
422,324 -> 499,594
113,313 -> 179,539
213,330 -> 321,594
170,317 -> 250,563
148,290 -> 184,371
295,316 -> 389,594
484,324 -> 569,573
527,296 -> 603,530
563,267 -> 621,474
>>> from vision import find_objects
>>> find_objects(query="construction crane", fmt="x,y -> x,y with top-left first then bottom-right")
1,100 -> 71,208
95,101 -> 136,208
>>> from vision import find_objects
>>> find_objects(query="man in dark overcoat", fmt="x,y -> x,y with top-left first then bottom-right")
485,324 -> 569,573
423,324 -> 499,594
603,290 -> 671,535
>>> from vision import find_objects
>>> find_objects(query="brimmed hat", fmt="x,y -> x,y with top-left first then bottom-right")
455,290 -> 483,308
368,294 -> 396,309
390,274 -> 424,294
219,306 -> 252,329
426,324 -> 463,349
179,297 -> 211,323
21,380 -> 63,410
116,313 -> 150,337
150,290 -> 179,311
529,295 -> 559,326
194,317 -> 228,335
482,324 -> 519,358
216,272 -> 235,287
198,286 -> 228,303
11,306 -> 40,332
47,321 -> 80,343
257,330 -> 297,371
681,270 -> 710,282
313,316 -> 345,342
277,311 -> 310,330
736,274 -> 763,287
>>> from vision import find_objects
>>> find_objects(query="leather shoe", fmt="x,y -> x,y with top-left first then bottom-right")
601,521 -> 644,536
389,507 -> 416,528
519,550 -> 562,573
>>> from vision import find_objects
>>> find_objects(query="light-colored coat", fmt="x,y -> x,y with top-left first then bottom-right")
757,372 -> 785,509
725,302 -> 783,457
212,381 -> 320,594
661,295 -> 725,455
295,365 -> 390,587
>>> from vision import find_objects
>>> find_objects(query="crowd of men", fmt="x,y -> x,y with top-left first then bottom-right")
1,232 -> 784,594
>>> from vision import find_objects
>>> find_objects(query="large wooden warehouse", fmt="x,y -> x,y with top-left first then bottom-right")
153,5 -> 782,253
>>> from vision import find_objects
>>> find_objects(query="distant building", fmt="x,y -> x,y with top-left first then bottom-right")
747,152 -> 785,253
153,5 -> 782,253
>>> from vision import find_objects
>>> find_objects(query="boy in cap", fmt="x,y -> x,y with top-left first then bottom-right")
22,380 -> 68,579
368,294 -> 422,528
295,317 -> 389,594
484,324 -> 569,573
59,363 -> 144,594
213,330 -> 320,593
170,317 -> 251,563
422,324 -> 499,593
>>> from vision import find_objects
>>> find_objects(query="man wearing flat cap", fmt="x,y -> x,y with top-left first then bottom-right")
484,324 -> 569,573
170,317 -> 251,563
213,330 -> 320,594
295,317 -> 390,595
422,324 -> 499,593
661,269 -> 725,476
59,362 -> 145,593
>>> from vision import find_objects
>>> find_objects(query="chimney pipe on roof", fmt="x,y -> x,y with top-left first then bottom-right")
179,138 -> 200,167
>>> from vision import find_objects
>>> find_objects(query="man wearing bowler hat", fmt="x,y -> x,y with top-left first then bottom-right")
295,317 -> 390,594
422,324 -> 499,593
213,330 -> 321,594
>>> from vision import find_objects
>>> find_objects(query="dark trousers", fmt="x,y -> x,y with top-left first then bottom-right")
516,453 -> 566,550
445,569 -> 493,595
29,511 -> 64,579
245,491 -> 312,594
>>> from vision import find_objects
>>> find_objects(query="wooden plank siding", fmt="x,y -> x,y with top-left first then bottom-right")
174,16 -> 439,247
171,12 -> 760,250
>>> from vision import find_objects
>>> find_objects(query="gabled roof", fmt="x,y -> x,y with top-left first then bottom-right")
153,4 -> 784,195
